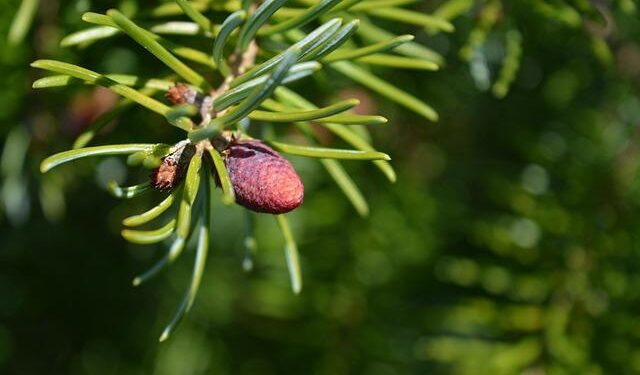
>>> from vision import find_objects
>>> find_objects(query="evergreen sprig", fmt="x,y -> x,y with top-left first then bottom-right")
31,0 -> 446,340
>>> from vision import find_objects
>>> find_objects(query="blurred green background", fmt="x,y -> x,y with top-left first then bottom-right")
2,0 -> 640,374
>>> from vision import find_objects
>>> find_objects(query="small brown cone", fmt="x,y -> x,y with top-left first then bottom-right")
165,84 -> 197,105
150,144 -> 195,191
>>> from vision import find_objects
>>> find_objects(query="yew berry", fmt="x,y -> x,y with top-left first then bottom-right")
223,139 -> 303,214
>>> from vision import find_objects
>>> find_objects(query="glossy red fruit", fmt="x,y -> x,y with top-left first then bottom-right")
224,140 -> 304,214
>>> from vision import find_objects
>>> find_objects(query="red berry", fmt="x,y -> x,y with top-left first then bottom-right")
224,140 -> 304,214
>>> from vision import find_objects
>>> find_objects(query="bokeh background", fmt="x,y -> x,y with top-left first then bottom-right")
2,0 -> 640,374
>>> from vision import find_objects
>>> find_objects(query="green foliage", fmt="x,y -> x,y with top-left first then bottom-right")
2,0 -> 640,374
27,0 -> 444,340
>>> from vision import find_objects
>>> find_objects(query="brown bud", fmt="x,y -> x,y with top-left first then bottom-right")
150,143 -> 196,191
166,84 -> 198,105
224,140 -> 304,214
